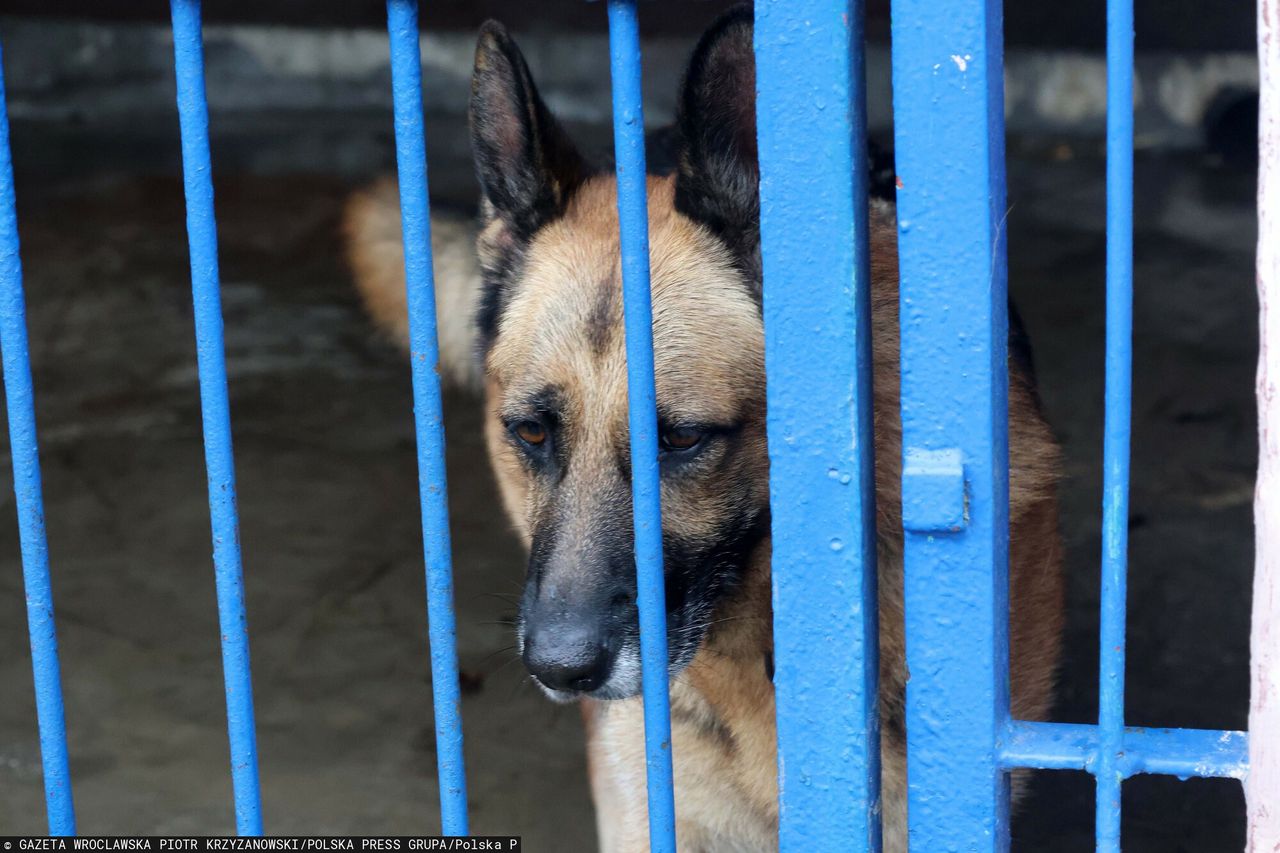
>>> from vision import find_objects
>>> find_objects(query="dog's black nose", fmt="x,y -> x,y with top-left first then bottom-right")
523,623 -> 613,693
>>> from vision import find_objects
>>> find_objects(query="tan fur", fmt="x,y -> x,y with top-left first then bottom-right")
341,177 -> 485,391
345,174 -> 1063,851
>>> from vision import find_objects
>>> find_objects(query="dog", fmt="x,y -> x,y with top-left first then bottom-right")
343,7 -> 1065,851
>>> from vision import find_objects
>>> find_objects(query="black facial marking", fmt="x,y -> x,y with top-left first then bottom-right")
521,385 -> 566,421
664,504 -> 771,660
525,513 -> 560,595
586,274 -> 619,356
504,386 -> 568,470
522,478 -> 635,623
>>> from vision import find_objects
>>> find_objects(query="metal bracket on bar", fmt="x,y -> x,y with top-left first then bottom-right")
902,447 -> 967,533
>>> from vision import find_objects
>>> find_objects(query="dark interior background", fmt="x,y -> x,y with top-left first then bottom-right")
1,0 -> 1257,50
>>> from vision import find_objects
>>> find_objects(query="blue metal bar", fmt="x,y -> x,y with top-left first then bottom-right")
755,1 -> 881,850
1097,0 -> 1134,846
0,39 -> 77,838
384,0 -> 469,834
169,0 -> 262,835
605,3 -> 677,851
999,721 -> 1249,780
889,0 -> 1011,848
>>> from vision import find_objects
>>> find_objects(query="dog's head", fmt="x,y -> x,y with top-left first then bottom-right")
471,8 -> 768,701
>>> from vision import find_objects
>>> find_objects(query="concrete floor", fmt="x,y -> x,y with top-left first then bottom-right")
0,113 -> 1257,851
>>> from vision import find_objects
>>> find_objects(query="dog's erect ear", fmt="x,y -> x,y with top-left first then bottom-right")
470,21 -> 587,239
674,6 -> 759,270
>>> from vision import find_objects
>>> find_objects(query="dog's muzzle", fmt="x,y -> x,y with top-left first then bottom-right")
521,617 -> 618,694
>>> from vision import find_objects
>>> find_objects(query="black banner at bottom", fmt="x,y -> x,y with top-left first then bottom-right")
1,840 -> 520,853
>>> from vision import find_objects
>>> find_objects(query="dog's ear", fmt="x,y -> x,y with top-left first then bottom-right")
674,6 -> 759,272
470,20 -> 587,239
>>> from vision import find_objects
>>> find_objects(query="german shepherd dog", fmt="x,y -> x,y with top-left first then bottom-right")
344,7 -> 1064,850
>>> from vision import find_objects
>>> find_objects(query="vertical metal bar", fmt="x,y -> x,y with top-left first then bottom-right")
169,0 -> 262,835
755,1 -> 880,850
384,0 -> 469,835
1248,0 -> 1280,846
0,40 -> 77,838
1097,0 -> 1134,847
890,0 -> 1011,848
605,3 -> 678,851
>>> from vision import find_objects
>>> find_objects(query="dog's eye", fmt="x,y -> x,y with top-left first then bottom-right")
514,420 -> 547,447
660,426 -> 704,453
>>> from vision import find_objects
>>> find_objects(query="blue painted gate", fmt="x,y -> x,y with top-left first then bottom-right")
0,0 -> 1254,850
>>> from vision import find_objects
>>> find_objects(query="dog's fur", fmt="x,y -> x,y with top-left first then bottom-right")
343,8 -> 1064,851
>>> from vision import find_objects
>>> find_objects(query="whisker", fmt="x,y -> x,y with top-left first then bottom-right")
479,591 -> 522,606
477,644 -> 519,666
487,653 -> 525,679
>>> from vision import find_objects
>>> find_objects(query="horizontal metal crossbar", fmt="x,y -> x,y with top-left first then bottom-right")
999,720 -> 1249,780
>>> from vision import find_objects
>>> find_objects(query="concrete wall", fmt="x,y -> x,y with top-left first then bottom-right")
0,16 -> 1260,149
